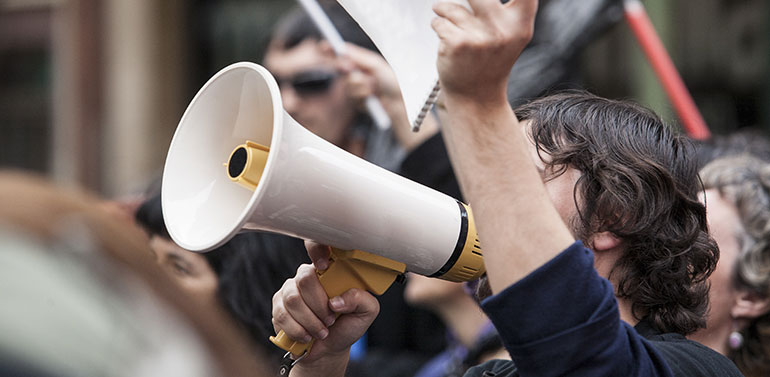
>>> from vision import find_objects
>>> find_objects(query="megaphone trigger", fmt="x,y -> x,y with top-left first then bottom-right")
271,247 -> 406,356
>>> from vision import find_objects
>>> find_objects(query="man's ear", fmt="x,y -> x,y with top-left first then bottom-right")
732,290 -> 770,320
589,231 -> 624,285
590,231 -> 621,252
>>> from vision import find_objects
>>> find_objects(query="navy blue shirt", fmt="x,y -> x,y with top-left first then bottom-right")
471,242 -> 742,377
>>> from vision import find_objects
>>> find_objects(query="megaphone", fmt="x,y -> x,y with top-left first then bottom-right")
161,62 -> 484,355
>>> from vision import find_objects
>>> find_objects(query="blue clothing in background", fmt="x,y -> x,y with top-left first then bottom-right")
414,322 -> 498,377
350,333 -> 367,361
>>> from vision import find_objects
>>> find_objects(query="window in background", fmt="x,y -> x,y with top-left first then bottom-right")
0,7 -> 52,173
189,0 -> 293,92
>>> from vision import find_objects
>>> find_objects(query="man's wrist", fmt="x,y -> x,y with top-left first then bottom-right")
443,98 -> 511,129
442,84 -> 509,112
290,350 -> 350,377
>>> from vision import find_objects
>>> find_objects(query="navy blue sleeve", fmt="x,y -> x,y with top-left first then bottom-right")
480,242 -> 674,377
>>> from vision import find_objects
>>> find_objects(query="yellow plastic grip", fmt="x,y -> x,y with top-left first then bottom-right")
270,248 -> 406,356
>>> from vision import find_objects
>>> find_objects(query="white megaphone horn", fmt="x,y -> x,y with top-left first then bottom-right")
161,62 -> 484,356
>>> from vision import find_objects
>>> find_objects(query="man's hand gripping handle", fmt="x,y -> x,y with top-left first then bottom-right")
270,248 -> 406,356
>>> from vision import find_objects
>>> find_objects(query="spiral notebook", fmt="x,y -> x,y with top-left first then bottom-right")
337,0 -> 469,131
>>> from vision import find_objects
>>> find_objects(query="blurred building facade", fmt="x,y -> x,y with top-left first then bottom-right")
0,0 -> 768,197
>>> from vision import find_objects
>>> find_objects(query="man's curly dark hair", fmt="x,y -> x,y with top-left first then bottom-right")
515,91 -> 719,335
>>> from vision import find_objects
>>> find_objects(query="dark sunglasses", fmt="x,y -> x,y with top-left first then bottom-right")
274,70 -> 338,96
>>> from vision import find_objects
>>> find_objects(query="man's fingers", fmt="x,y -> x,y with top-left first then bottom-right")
271,311 -> 312,343
433,2 -> 474,28
503,0 -> 538,32
465,0 -> 539,27
316,40 -> 337,57
344,70 -> 375,100
329,288 -> 380,316
272,265 -> 332,342
338,45 -> 379,93
305,240 -> 332,271
465,0 -> 500,18
502,0 -> 539,15
272,278 -> 315,343
295,264 -> 337,328
431,16 -> 464,44
343,43 -> 387,74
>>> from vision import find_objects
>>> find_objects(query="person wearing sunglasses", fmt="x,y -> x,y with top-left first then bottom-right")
274,69 -> 340,98
263,4 -> 450,376
263,4 -> 407,172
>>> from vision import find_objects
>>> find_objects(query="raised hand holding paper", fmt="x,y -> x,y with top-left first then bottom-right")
336,0 -> 470,132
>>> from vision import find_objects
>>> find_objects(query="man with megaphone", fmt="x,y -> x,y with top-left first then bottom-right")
271,0 -> 742,376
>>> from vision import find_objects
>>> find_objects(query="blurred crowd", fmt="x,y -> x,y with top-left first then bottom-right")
1,1 -> 769,377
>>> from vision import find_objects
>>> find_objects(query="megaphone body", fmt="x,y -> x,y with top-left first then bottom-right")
161,62 -> 484,354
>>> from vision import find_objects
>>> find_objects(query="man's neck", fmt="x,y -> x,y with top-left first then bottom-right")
617,296 -> 639,327
591,243 -> 638,326
688,324 -> 731,355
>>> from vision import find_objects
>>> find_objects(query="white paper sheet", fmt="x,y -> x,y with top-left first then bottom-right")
336,0 -> 469,131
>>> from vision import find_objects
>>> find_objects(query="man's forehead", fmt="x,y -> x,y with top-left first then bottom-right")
519,119 -> 552,166
264,39 -> 337,73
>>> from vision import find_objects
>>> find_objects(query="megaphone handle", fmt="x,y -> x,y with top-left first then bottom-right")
270,248 -> 407,356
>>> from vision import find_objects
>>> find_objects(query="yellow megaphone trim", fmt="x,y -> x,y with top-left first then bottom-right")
225,140 -> 270,191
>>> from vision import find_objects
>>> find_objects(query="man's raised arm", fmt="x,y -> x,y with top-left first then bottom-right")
432,0 -> 574,294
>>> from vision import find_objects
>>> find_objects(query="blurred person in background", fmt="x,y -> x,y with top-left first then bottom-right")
695,128 -> 770,169
404,275 -> 507,377
134,194 -> 311,364
690,155 -> 770,377
262,1 -> 438,172
263,2 -> 449,370
0,171 -> 269,377
135,196 -> 219,306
